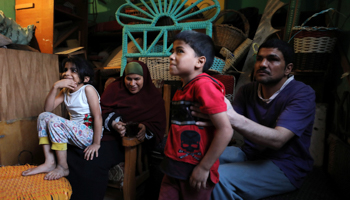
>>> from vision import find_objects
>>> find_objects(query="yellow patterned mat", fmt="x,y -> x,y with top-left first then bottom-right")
0,164 -> 72,200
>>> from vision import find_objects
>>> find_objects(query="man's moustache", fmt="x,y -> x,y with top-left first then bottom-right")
256,69 -> 270,74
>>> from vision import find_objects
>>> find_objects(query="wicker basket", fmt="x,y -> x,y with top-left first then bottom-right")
212,9 -> 250,52
290,8 -> 338,72
139,56 -> 226,80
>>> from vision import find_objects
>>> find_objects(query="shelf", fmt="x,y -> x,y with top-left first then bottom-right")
55,7 -> 83,20
54,20 -> 73,27
54,25 -> 79,48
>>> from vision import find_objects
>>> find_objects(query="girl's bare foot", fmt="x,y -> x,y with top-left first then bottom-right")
22,162 -> 56,176
44,165 -> 69,180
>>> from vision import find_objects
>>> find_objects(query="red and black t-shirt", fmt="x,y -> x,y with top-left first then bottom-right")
162,73 -> 227,184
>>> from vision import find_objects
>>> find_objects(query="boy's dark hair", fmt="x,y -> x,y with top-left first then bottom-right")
259,38 -> 294,67
174,30 -> 215,72
62,56 -> 95,85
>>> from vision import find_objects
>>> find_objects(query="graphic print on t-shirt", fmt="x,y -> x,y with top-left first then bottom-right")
179,130 -> 202,160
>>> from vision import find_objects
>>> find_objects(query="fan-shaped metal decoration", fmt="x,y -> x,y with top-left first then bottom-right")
116,0 -> 220,75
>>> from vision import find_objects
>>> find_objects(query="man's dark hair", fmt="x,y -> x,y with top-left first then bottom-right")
259,38 -> 294,66
173,30 -> 215,72
62,56 -> 95,85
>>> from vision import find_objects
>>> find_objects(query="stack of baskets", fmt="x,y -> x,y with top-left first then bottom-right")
212,9 -> 250,52
290,8 -> 338,72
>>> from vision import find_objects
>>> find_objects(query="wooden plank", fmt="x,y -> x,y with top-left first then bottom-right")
0,119 -> 44,165
15,3 -> 34,10
283,0 -> 301,41
163,84 -> 171,136
0,48 -> 61,121
16,0 -> 54,54
235,0 -> 286,90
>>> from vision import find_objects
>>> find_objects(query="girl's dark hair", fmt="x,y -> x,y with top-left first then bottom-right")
173,30 -> 215,72
62,56 -> 95,85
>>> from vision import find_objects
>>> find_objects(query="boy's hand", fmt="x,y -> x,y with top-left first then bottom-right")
136,123 -> 146,141
189,165 -> 210,191
83,143 -> 100,160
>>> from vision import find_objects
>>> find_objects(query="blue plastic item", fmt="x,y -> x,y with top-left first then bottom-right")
116,0 -> 221,75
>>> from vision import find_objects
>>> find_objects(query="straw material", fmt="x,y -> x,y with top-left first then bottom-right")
212,9 -> 250,52
139,57 -> 181,81
0,165 -> 72,200
290,8 -> 338,71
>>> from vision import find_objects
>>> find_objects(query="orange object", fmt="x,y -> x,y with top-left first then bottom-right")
0,165 -> 72,200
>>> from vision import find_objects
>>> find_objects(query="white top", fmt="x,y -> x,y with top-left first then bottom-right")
64,84 -> 100,123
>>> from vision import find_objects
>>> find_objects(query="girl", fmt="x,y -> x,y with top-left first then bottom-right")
22,56 -> 102,180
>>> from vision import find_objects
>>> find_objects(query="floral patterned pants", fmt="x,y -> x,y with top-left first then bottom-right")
37,112 -> 93,150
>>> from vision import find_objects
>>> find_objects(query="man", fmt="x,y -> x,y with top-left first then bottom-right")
192,38 -> 316,200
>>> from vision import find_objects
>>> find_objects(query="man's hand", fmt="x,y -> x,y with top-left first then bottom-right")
189,165 -> 210,191
83,143 -> 100,160
191,97 -> 234,126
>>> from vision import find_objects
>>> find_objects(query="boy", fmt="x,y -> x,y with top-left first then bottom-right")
159,30 -> 233,200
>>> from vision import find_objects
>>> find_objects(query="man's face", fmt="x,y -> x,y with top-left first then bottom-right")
254,48 -> 291,85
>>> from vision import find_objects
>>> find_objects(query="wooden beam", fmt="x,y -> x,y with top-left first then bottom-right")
15,3 -> 34,10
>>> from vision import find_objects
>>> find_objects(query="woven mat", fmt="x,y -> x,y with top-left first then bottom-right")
0,164 -> 72,200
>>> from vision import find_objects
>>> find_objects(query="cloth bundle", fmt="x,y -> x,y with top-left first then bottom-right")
0,10 -> 34,45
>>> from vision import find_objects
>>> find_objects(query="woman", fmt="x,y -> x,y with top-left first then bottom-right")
101,60 -> 166,148
67,60 -> 166,200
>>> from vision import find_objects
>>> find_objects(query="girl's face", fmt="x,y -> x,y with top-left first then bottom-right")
124,74 -> 144,94
62,62 -> 82,84
62,62 -> 90,92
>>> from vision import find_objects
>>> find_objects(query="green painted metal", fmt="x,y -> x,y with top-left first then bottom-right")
116,0 -> 221,75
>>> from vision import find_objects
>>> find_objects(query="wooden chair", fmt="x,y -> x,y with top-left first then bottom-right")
105,77 -> 171,200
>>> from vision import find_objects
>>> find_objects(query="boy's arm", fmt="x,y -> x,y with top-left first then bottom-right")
190,111 -> 233,190
84,85 -> 102,160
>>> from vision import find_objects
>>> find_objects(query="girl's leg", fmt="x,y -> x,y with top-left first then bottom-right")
22,144 -> 56,176
45,150 -> 69,180
22,112 -> 58,176
47,116 -> 94,149
43,114 -> 93,180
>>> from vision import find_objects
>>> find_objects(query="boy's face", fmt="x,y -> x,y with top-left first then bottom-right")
169,40 -> 199,78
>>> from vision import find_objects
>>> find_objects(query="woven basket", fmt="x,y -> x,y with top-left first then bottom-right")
139,56 -> 226,80
290,8 -> 338,72
139,57 -> 181,81
212,9 -> 250,52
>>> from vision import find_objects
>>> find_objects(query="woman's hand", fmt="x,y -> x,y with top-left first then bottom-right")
112,121 -> 126,137
136,123 -> 146,141
83,143 -> 100,160
54,79 -> 77,90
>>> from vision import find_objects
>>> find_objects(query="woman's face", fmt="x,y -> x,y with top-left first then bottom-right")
124,74 -> 144,94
